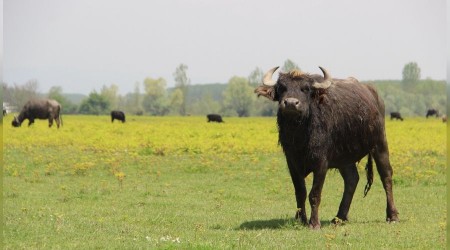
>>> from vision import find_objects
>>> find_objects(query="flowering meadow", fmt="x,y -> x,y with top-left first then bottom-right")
2,115 -> 447,249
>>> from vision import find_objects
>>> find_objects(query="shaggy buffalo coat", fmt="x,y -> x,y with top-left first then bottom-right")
12,99 -> 62,128
255,67 -> 399,229
111,110 -> 126,123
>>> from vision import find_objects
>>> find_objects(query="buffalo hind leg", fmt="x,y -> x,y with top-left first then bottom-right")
333,164 -> 359,224
373,149 -> 399,222
55,116 -> 61,128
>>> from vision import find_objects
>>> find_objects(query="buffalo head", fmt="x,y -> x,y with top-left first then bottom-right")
12,116 -> 21,127
255,66 -> 332,117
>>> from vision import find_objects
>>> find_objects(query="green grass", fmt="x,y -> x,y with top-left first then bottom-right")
3,116 -> 447,249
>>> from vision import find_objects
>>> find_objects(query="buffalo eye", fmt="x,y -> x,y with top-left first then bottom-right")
300,87 -> 311,93
275,84 -> 286,95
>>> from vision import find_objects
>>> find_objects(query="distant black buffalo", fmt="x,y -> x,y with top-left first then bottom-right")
12,99 -> 62,128
207,114 -> 224,123
426,109 -> 439,118
390,112 -> 403,121
255,66 -> 398,229
111,110 -> 126,123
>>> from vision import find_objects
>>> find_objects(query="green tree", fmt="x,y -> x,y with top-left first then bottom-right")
124,82 -> 143,115
142,77 -> 169,115
173,64 -> 190,115
47,86 -> 77,113
168,88 -> 183,115
223,76 -> 254,117
402,62 -> 421,91
189,93 -> 221,115
78,91 -> 110,115
402,62 -> 421,83
100,84 -> 120,110
281,59 -> 300,72
3,80 -> 39,109
248,67 -> 264,87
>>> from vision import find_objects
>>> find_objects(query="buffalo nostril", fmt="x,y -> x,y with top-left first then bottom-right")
284,98 -> 300,107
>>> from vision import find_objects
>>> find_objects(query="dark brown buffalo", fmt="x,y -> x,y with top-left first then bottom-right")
390,112 -> 403,121
207,114 -> 224,123
111,110 -> 126,123
255,66 -> 399,229
12,99 -> 62,128
426,109 -> 439,118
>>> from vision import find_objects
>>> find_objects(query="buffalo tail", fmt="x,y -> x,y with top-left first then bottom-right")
363,153 -> 373,197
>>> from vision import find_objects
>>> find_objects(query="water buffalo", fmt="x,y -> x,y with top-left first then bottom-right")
255,66 -> 399,229
426,109 -> 439,118
390,112 -> 403,121
12,99 -> 62,128
207,114 -> 224,123
111,110 -> 126,123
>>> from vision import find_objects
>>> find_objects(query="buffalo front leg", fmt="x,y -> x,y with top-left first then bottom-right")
373,149 -> 399,222
286,159 -> 307,225
293,177 -> 307,225
309,167 -> 327,229
333,164 -> 359,223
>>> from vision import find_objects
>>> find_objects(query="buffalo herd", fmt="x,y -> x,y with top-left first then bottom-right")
7,67 -> 446,230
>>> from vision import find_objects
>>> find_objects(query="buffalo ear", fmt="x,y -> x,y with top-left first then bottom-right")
254,85 -> 276,101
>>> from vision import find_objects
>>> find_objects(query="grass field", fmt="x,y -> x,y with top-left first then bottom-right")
2,115 -> 447,249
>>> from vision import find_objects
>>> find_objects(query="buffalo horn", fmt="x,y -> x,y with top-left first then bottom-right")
262,66 -> 279,86
312,66 -> 332,89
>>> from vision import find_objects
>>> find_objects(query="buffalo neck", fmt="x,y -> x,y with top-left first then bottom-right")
17,111 -> 27,124
277,111 -> 310,148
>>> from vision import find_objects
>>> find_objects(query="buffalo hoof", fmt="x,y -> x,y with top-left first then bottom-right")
386,212 -> 400,223
295,209 -> 308,225
309,223 -> 321,230
331,217 -> 347,225
386,217 -> 400,223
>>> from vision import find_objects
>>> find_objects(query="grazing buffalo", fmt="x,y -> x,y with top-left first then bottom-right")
390,112 -> 403,121
111,110 -> 126,123
207,114 -> 224,123
255,66 -> 398,229
442,115 -> 447,123
426,109 -> 440,118
12,99 -> 62,128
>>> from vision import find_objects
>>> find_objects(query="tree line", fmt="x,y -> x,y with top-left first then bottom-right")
2,61 -> 446,117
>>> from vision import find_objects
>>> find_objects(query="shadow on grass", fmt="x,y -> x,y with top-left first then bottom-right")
237,218 -> 332,230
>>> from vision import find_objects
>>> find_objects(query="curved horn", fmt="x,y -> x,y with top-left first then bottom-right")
312,66 -> 332,89
262,66 -> 279,86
